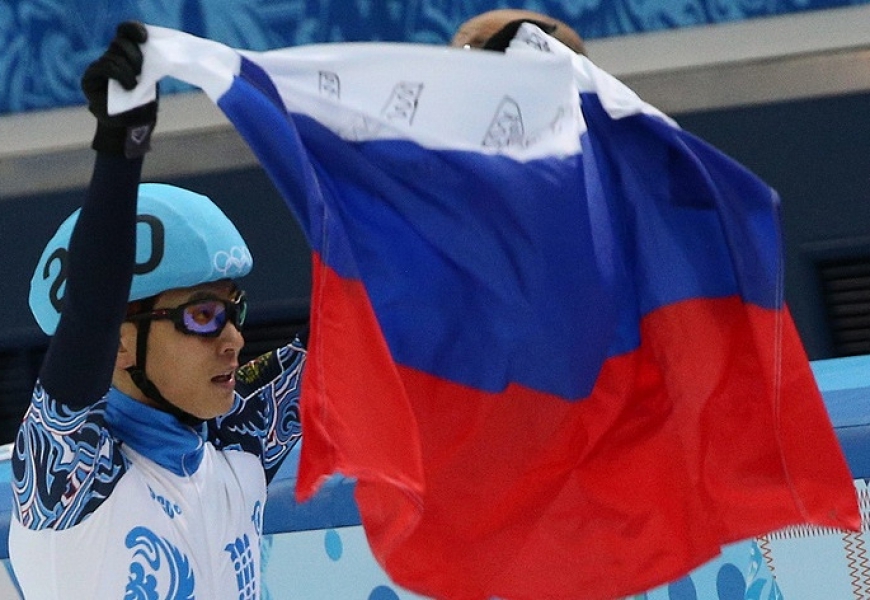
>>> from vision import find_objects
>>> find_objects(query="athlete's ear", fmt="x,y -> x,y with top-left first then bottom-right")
116,322 -> 138,370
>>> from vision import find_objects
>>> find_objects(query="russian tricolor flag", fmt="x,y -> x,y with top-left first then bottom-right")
117,24 -> 859,599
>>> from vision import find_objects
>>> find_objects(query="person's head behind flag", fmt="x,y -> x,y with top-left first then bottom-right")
450,9 -> 586,55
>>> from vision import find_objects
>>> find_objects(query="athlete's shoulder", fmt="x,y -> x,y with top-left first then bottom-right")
235,335 -> 306,397
13,380 -> 128,531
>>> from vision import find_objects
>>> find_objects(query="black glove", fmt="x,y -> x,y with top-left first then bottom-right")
482,19 -> 557,52
81,21 -> 157,158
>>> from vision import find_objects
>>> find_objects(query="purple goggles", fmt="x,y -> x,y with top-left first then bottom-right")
127,291 -> 248,337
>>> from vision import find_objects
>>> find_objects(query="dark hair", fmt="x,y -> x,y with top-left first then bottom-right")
484,19 -> 557,52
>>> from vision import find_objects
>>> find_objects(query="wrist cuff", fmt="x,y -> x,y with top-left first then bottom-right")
92,122 -> 153,158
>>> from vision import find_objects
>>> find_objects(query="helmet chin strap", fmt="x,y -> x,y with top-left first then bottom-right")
126,316 -> 204,428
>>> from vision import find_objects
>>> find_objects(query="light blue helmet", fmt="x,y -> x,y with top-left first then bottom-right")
30,183 -> 253,335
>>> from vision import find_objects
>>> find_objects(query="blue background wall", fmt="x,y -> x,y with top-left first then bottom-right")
3,0 -> 870,115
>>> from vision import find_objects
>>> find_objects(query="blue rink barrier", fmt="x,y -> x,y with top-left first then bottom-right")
0,355 -> 868,599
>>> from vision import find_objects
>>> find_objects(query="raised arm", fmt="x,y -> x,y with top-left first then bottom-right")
38,22 -> 157,409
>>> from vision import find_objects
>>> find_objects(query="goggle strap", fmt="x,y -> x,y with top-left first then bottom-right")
127,318 -> 204,427
125,364 -> 204,427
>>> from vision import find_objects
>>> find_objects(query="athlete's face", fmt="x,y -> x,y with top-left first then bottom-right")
117,281 -> 245,420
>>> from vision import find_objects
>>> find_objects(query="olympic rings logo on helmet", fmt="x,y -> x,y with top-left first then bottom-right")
30,183 -> 253,335
213,246 -> 253,277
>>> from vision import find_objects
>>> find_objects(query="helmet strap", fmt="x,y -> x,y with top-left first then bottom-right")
125,317 -> 204,428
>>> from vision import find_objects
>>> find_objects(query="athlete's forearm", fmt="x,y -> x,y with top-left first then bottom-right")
39,153 -> 143,408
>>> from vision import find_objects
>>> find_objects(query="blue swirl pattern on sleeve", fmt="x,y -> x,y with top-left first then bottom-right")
12,380 -> 129,531
206,340 -> 305,484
